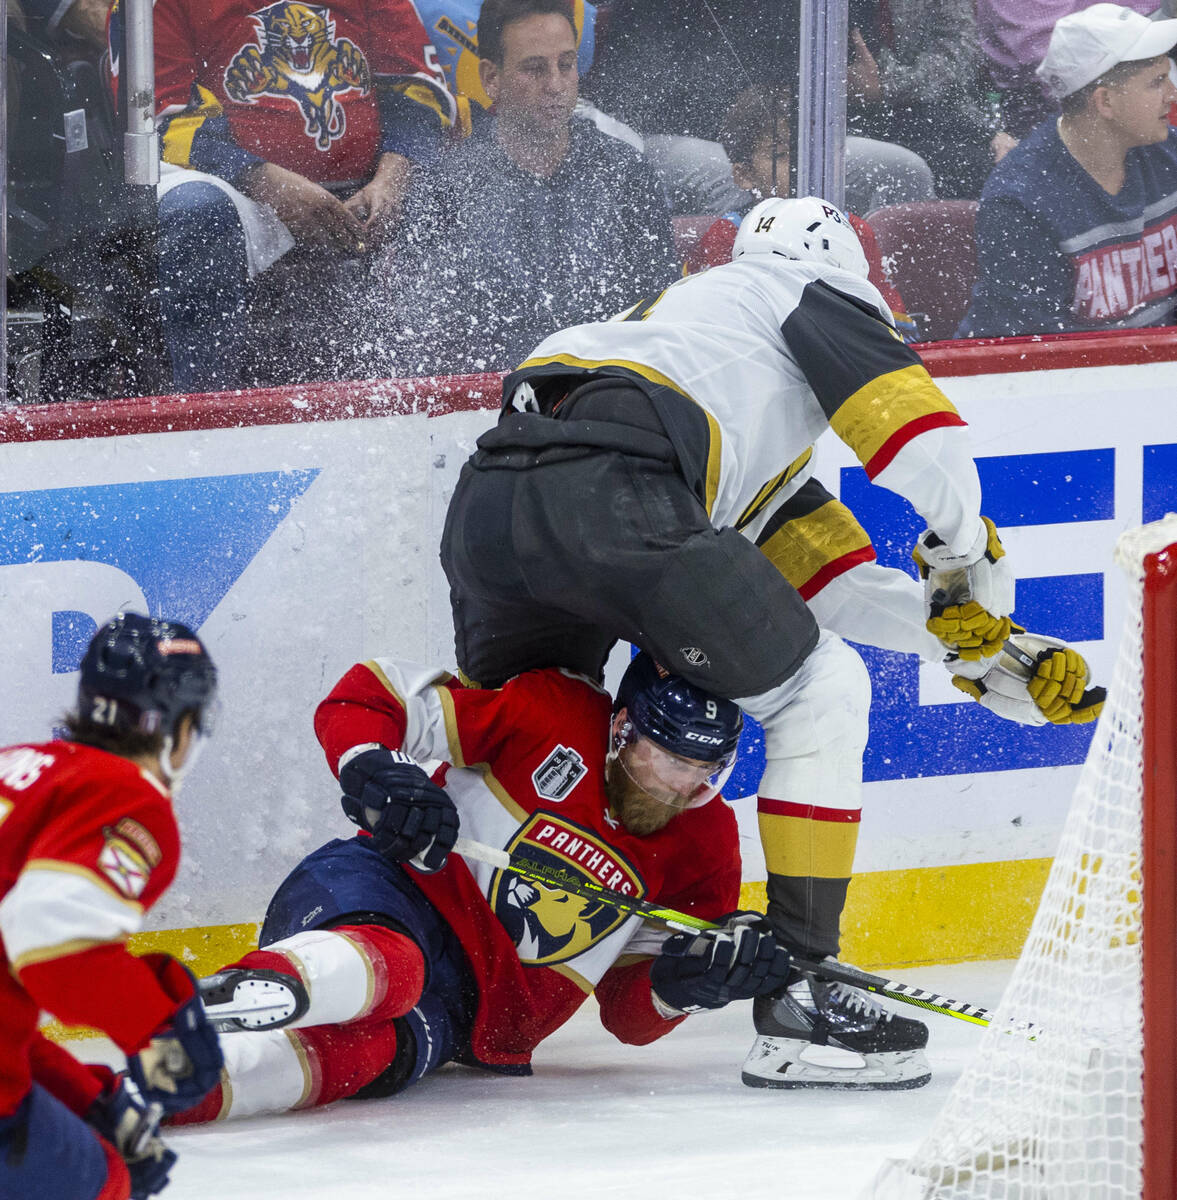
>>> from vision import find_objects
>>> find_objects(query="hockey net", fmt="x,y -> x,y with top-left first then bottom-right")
864,513 -> 1177,1200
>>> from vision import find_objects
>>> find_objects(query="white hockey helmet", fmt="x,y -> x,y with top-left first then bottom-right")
731,196 -> 870,280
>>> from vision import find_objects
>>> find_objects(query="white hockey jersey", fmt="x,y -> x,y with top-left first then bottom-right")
505,256 -> 984,560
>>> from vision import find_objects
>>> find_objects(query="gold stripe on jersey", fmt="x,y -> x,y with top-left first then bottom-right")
285,1028 -> 316,1109
335,930 -> 377,1015
551,962 -> 593,994
11,935 -> 126,973
161,85 -> 223,169
432,683 -> 530,823
214,1071 -> 234,1121
610,951 -> 654,970
482,770 -> 529,824
619,286 -> 672,322
433,675 -> 465,767
363,659 -> 409,709
24,857 -> 147,912
757,811 -> 860,879
756,496 -> 873,596
515,353 -> 723,515
734,447 -> 814,532
829,364 -> 960,470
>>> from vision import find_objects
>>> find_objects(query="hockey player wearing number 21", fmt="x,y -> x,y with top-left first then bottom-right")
171,652 -> 791,1123
0,613 -> 224,1200
440,194 -> 1106,1091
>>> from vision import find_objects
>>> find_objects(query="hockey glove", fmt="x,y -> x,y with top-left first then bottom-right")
913,516 -> 1015,661
947,628 -> 1106,726
86,1076 -> 177,1199
127,955 -> 224,1115
649,912 -> 791,1015
339,747 -> 459,873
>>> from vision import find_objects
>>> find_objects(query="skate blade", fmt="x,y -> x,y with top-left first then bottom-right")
741,1039 -> 931,1091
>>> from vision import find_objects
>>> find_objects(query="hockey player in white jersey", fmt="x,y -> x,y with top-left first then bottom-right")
440,195 -> 1103,1090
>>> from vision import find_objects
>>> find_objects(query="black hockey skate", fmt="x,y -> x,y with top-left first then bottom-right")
742,960 -> 931,1090
199,968 -> 309,1033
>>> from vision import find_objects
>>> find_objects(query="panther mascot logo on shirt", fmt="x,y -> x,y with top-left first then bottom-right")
491,814 -> 643,967
225,2 -> 371,150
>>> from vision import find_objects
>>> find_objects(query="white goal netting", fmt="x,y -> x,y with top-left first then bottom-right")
865,513 -> 1177,1200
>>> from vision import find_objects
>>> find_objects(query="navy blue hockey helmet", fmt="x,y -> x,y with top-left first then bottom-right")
615,653 -> 743,763
77,612 -> 218,738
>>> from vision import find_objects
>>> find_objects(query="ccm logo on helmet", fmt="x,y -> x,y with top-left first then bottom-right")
683,730 -> 724,747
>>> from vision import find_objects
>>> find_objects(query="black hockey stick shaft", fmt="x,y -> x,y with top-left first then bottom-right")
454,836 -> 1003,1029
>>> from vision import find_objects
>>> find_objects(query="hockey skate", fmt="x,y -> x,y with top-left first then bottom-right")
741,960 -> 931,1090
198,968 -> 309,1033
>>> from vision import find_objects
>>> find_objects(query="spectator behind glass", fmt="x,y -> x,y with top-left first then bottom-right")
21,0 -> 109,53
115,0 -> 455,392
582,0 -> 935,217
959,3 -> 1177,338
688,84 -> 919,342
847,0 -> 997,199
369,0 -> 679,379
413,0 -> 596,136
977,0 -> 1157,140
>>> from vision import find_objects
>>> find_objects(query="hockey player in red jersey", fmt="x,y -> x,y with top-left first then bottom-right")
171,652 -> 792,1123
0,613 -> 224,1200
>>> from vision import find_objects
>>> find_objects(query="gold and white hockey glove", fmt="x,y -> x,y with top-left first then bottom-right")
947,628 -> 1106,726
913,516 -> 1015,661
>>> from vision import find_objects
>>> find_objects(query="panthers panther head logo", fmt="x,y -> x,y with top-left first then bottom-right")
225,3 -> 371,150
258,3 -> 332,74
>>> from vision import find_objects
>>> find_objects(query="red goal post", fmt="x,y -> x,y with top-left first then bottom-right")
862,513 -> 1177,1200
1140,522 -> 1177,1200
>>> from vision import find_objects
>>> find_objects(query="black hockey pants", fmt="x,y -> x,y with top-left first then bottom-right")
440,409 -> 819,698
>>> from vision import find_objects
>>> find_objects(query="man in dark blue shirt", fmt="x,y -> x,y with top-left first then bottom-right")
960,3 -> 1177,338
373,0 -> 679,377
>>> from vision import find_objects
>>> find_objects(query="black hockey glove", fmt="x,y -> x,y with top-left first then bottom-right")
339,747 -> 459,873
127,955 -> 224,1115
87,1076 -> 177,1199
650,912 -> 792,1015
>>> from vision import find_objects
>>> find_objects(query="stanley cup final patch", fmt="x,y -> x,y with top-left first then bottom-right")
491,814 -> 644,967
531,744 -> 587,802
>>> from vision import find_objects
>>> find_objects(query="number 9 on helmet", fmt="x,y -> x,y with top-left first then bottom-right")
613,652 -> 744,807
731,195 -> 870,280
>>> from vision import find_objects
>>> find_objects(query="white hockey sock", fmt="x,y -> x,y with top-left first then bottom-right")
217,1029 -> 313,1120
262,929 -> 378,1028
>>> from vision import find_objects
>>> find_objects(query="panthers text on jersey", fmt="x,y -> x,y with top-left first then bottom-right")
314,660 -> 742,1066
0,741 -> 183,1115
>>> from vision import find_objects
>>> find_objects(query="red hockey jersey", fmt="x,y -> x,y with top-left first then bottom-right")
134,0 -> 454,185
315,662 -> 742,1067
0,742 -> 184,1116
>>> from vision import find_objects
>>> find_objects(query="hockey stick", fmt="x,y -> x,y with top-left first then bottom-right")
454,835 -> 1010,1031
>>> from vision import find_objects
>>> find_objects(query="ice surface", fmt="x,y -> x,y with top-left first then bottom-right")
73,961 -> 1012,1200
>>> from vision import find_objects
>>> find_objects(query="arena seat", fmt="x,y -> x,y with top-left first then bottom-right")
863,201 -> 979,342
672,214 -> 716,270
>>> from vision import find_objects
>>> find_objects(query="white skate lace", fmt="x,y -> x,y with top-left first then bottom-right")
827,981 -> 891,1020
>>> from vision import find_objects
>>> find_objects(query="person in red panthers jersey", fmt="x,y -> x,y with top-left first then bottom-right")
171,653 -> 790,1123
0,612 -> 223,1200
108,0 -> 455,390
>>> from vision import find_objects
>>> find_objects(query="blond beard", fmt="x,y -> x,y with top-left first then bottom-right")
604,755 -> 685,836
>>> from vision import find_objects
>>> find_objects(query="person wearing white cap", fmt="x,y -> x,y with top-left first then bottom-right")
959,2 -> 1177,337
